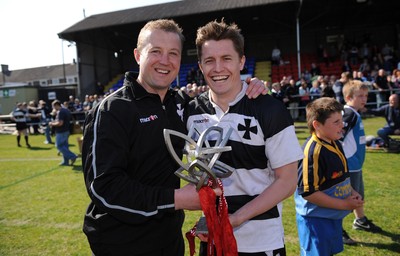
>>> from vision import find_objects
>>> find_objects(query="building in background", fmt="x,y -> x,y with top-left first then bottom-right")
0,63 -> 78,114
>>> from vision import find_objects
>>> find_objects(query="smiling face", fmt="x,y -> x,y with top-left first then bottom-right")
389,94 -> 399,108
314,111 -> 344,142
134,29 -> 181,95
198,39 -> 245,102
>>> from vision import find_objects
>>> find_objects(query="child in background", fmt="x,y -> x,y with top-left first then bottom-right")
341,80 -> 382,245
295,97 -> 364,255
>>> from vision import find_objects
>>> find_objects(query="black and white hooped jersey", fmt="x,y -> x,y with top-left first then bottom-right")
12,108 -> 28,123
186,82 -> 303,252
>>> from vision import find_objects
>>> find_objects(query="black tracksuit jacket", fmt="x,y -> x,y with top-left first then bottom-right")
82,72 -> 189,254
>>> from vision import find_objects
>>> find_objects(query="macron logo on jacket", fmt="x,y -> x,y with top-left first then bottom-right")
139,115 -> 158,123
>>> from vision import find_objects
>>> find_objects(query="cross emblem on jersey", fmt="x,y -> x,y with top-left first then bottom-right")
238,118 -> 257,140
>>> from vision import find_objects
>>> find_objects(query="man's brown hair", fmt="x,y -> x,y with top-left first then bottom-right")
195,18 -> 244,61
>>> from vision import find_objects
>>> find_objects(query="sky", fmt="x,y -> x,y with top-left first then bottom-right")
0,0 -> 176,71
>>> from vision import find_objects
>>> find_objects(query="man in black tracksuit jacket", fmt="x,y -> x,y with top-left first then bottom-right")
81,19 -> 204,256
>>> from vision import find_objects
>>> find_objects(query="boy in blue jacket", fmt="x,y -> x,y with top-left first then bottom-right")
341,80 -> 382,245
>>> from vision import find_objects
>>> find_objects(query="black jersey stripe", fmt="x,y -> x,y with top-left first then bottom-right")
226,195 -> 279,220
220,140 -> 268,170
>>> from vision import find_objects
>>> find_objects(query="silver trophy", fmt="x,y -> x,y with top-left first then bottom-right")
163,126 -> 235,191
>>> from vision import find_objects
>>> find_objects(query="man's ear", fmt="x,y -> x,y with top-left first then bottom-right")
240,55 -> 246,70
134,48 -> 140,65
198,61 -> 203,73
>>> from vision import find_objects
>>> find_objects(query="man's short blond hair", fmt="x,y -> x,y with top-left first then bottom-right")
137,19 -> 185,52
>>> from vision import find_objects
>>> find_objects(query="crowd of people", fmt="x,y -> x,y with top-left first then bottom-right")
8,93 -> 111,166
10,93 -> 106,137
177,67 -> 400,148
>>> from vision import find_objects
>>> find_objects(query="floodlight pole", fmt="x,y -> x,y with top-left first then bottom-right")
296,0 -> 303,80
61,40 -> 66,84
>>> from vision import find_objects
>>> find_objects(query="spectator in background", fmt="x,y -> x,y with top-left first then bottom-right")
82,95 -> 92,111
38,100 -> 53,144
373,69 -> 392,108
368,93 -> 400,147
355,71 -> 368,82
342,60 -> 352,73
329,75 -> 337,87
73,98 -> 85,123
286,78 -> 300,121
333,71 -> 352,104
11,102 -> 35,148
187,83 -> 198,98
299,80 -> 310,119
320,76 -> 335,99
271,82 -> 287,103
310,63 -> 321,77
303,69 -> 312,84
271,45 -> 281,66
74,98 -> 83,112
49,100 -> 77,166
309,79 -> 321,101
27,100 -> 40,135
92,94 -> 100,109
63,101 -> 69,110
391,69 -> 400,90
67,95 -> 75,112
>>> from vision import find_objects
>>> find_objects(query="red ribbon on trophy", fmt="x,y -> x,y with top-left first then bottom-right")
199,179 -> 237,256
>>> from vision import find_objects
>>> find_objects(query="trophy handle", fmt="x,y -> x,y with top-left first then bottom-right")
164,129 -> 197,170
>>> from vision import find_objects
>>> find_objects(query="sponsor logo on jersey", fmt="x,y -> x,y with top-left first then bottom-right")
139,115 -> 158,123
193,118 -> 209,123
334,180 -> 351,198
331,170 -> 343,179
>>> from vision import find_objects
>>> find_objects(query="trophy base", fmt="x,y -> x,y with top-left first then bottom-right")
195,216 -> 208,235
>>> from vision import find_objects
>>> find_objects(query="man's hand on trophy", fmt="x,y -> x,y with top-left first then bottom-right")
174,183 -> 222,210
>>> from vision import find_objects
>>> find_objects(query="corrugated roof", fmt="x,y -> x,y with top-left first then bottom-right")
0,64 -> 77,84
60,0 -> 292,35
